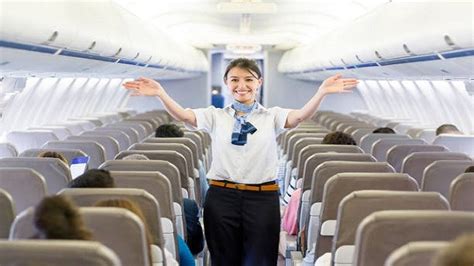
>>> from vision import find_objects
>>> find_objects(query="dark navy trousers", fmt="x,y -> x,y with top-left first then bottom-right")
203,185 -> 280,266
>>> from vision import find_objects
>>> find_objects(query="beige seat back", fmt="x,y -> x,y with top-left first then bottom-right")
113,151 -> 190,196
310,161 -> 395,204
81,130 -> 131,151
19,148 -> 87,165
6,130 -> 59,153
0,240 -> 121,266
372,138 -> 426,162
0,158 -> 70,194
110,171 -> 175,222
352,128 -> 376,144
387,144 -> 448,172
130,143 -> 195,175
67,136 -> 120,161
43,140 -> 106,169
316,174 -> 419,257
282,129 -> 329,156
449,173 -> 474,211
58,188 -> 165,249
291,137 -> 324,164
334,191 -> 449,259
99,160 -> 182,204
433,135 -> 474,157
353,210 -> 474,266
401,152 -> 471,185
286,133 -> 327,161
184,132 -> 205,162
297,144 -> 363,180
143,138 -> 200,168
302,153 -> 375,192
108,122 -> 147,140
0,188 -> 14,238
416,129 -> 437,144
0,168 -> 46,213
29,126 -> 71,140
100,126 -> 140,144
384,241 -> 448,266
10,207 -> 147,266
421,160 -> 473,198
360,133 -> 410,153
0,143 -> 18,158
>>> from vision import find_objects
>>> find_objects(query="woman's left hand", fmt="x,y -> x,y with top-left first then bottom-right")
318,74 -> 358,95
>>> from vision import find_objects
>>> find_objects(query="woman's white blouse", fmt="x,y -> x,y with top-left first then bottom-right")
186,104 -> 290,184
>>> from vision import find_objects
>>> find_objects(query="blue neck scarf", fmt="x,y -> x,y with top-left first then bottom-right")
231,100 -> 258,146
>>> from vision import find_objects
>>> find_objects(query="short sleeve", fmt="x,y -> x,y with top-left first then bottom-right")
184,106 -> 216,133
270,107 -> 291,135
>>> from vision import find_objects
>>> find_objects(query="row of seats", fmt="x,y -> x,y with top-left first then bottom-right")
0,109 -> 211,265
351,111 -> 474,157
278,111 -> 473,266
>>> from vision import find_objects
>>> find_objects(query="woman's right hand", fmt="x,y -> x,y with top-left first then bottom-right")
123,77 -> 164,97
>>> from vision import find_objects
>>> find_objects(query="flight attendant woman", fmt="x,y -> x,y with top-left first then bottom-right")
123,58 -> 358,265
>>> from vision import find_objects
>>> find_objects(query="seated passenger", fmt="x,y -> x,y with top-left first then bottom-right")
38,151 -> 68,165
155,124 -> 184,138
465,166 -> 474,173
68,169 -> 115,188
122,153 -> 150,160
94,198 -> 181,266
436,124 -> 463,136
33,195 -> 92,240
321,131 -> 357,145
434,234 -> 474,266
122,153 -> 205,255
372,127 -> 395,134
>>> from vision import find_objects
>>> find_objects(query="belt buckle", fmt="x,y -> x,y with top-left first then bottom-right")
236,183 -> 247,190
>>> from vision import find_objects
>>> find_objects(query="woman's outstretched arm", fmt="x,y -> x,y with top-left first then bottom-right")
285,74 -> 358,128
123,77 -> 197,127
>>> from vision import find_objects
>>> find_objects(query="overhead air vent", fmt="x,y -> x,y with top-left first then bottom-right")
113,48 -> 122,57
226,43 -> 262,54
87,41 -> 96,51
403,44 -> 415,56
47,31 -> 58,43
217,0 -> 277,14
444,35 -> 459,49
374,51 -> 384,60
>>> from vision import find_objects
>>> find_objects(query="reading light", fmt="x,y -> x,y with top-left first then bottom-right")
217,0 -> 278,14
226,43 -> 262,54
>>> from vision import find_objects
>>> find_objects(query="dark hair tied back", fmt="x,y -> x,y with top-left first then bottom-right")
223,58 -> 262,81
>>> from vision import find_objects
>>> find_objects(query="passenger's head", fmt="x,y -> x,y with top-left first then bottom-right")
68,169 -> 114,188
38,151 -> 68,165
372,127 -> 395,134
122,154 -> 149,160
33,195 -> 92,240
155,124 -> 184,138
223,58 -> 262,105
465,166 -> 474,173
322,131 -> 357,145
436,124 -> 462,136
434,234 -> 474,266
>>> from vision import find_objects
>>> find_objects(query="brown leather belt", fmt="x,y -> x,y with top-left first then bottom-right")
209,180 -> 279,192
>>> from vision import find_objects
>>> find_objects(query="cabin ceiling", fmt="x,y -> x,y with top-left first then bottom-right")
113,0 -> 389,50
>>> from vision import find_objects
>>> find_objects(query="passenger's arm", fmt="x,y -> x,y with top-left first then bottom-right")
123,77 -> 197,127
285,74 -> 358,128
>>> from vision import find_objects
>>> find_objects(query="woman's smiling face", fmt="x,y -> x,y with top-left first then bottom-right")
225,67 -> 262,105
